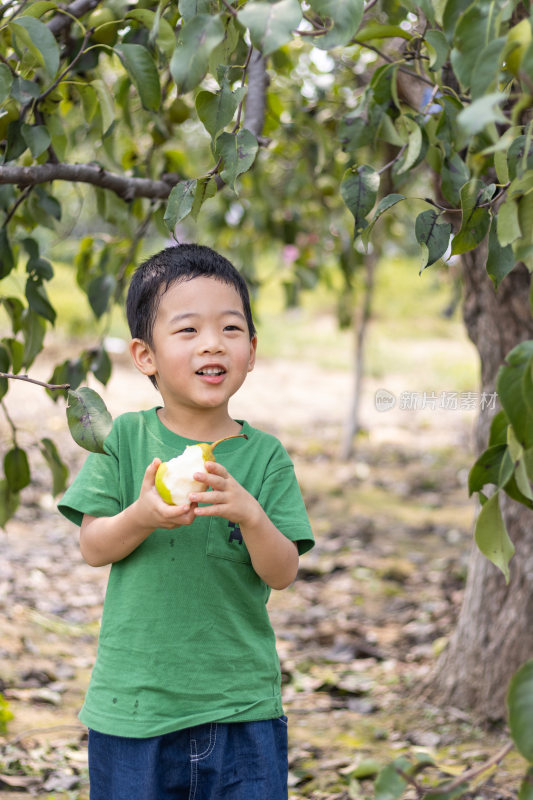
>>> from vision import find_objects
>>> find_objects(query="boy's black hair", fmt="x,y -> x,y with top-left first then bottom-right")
126,244 -> 256,387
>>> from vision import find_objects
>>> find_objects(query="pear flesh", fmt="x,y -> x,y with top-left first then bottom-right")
156,445 -> 207,506
155,434 -> 247,506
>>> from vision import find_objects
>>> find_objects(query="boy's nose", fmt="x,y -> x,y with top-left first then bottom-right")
198,335 -> 224,354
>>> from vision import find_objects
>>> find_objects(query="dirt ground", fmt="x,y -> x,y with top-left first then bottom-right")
0,351 -> 525,799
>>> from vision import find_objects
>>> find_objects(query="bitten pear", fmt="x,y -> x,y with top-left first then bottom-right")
155,434 -> 248,506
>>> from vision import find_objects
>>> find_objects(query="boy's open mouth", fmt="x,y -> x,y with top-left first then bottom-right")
196,367 -> 226,376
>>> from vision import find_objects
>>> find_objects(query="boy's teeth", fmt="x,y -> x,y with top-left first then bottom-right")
199,368 -> 224,375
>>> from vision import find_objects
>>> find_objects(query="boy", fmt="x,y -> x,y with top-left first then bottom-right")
59,244 -> 314,800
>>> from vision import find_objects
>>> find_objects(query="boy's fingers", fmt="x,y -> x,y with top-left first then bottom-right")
204,461 -> 227,476
143,458 -> 161,487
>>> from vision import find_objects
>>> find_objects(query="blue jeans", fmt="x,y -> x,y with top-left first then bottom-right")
88,717 -> 288,800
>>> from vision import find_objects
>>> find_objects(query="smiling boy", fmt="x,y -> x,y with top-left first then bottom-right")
59,244 -> 314,800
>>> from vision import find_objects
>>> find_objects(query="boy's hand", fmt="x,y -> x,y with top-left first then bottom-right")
189,462 -> 261,527
136,458 -> 198,529
190,461 -> 299,590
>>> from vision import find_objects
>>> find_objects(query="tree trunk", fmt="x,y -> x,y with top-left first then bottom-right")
430,245 -> 533,721
341,252 -> 378,460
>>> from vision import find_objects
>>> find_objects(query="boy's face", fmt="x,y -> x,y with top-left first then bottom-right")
131,276 -> 257,414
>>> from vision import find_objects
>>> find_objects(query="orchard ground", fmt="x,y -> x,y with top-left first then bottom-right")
0,259 -> 527,798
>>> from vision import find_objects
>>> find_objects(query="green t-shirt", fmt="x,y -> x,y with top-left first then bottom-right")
58,408 -> 314,738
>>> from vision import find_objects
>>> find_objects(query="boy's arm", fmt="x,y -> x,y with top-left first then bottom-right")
191,462 -> 300,590
80,459 -> 197,567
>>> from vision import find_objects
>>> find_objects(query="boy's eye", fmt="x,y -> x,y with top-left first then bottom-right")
178,327 -> 196,334
224,325 -> 242,331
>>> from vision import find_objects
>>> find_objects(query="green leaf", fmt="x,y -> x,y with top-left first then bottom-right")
508,660 -> 533,762
0,345 -> 9,401
450,2 -> 490,90
424,30 -> 449,71
508,426 -> 533,500
440,154 -> 470,206
415,209 -> 452,270
514,192 -> 533,270
196,84 -> 246,140
10,16 -> 59,78
40,437 -> 68,497
487,216 -> 515,289
507,135 -> 533,181
489,409 -> 510,446
116,44 -> 161,112
474,491 -> 515,583
25,276 -> 56,324
457,92 -> 507,138
468,444 -> 512,495
10,76 -> 40,104
4,446 -> 30,492
89,347 -> 112,386
307,0 -> 364,49
355,23 -> 412,42
238,0 -> 302,57
395,116 -> 423,175
3,338 -> 24,375
374,758 -> 410,800
471,37 -> 506,99
5,121 -> 27,162
518,767 -> 533,800
0,480 -> 19,529
498,342 -> 533,449
21,123 -> 51,158
48,358 -> 85,395
164,179 -> 197,230
170,15 -> 225,94
22,310 -> 46,369
190,176 -> 217,221
0,228 -> 15,280
340,165 -> 379,234
66,388 -> 113,454
361,193 -> 405,248
339,114 -> 367,152
0,64 -> 13,103
91,79 -> 115,135
451,180 -> 491,255
498,198 -> 522,247
87,274 -> 116,319
452,208 -> 490,256
179,0 -> 211,21
216,128 -> 259,189
44,113 -> 66,159
125,9 -> 176,59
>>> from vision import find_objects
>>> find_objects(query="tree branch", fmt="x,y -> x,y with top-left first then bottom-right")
47,0 -> 99,36
244,48 -> 268,139
424,741 -> 514,795
0,373 -> 70,391
396,741 -> 514,797
0,163 -> 173,201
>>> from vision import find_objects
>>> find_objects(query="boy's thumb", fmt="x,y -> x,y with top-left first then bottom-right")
144,458 -> 161,483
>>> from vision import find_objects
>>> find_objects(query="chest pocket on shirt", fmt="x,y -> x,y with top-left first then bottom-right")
206,517 -> 252,565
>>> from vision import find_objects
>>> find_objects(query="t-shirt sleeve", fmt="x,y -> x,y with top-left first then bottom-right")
58,428 -> 121,527
258,463 -> 314,555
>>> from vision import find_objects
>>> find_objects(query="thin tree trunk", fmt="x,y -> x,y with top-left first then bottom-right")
429,245 -> 533,721
341,252 -> 378,459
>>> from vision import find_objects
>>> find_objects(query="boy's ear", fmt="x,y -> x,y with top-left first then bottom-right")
130,338 -> 157,377
248,336 -> 257,372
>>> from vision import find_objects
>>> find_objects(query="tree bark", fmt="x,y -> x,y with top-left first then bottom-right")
430,244 -> 533,721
